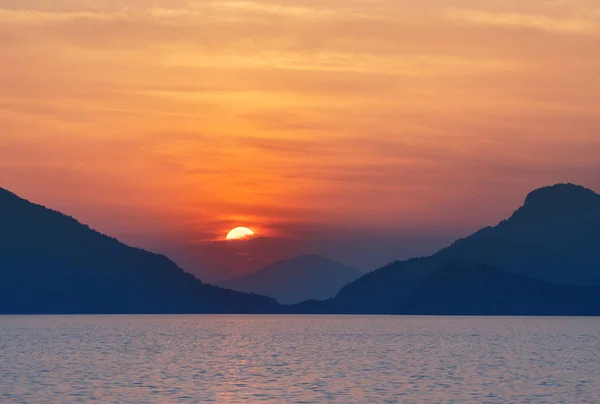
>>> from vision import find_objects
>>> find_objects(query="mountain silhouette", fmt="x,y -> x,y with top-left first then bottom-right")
404,261 -> 600,315
296,183 -> 600,314
218,254 -> 362,304
440,183 -> 600,285
0,187 -> 280,314
3,183 -> 600,315
294,260 -> 600,315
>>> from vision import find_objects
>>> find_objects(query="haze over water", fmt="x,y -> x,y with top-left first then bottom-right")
1,315 -> 599,403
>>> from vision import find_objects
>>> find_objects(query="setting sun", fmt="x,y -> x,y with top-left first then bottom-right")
226,227 -> 255,241
2,0 -> 600,401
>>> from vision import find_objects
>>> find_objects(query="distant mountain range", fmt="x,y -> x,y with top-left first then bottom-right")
218,254 -> 362,304
2,183 -> 600,315
0,187 -> 279,314
295,184 -> 600,315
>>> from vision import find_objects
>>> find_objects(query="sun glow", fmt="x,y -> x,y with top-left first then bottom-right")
226,227 -> 255,240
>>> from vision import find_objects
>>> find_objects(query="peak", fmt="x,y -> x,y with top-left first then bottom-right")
275,254 -> 336,267
523,184 -> 600,210
264,255 -> 352,271
293,254 -> 330,262
502,183 -> 600,226
287,254 -> 350,267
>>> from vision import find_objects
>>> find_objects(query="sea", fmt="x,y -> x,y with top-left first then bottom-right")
1,315 -> 599,403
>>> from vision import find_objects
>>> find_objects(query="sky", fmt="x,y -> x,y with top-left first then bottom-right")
1,0 -> 599,281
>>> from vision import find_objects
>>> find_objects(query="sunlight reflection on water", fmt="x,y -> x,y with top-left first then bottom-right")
1,315 -> 599,403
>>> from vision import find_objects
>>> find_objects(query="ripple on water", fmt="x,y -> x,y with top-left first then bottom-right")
0,315 -> 599,403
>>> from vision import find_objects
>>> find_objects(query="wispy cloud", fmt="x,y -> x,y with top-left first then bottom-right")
163,51 -> 522,76
445,8 -> 599,35
1,0 -> 599,280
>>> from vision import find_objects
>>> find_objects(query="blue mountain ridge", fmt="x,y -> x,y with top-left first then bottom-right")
2,183 -> 600,315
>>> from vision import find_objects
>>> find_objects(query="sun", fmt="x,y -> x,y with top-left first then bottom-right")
226,227 -> 255,241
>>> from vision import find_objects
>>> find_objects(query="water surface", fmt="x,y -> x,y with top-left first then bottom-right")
1,315 -> 599,403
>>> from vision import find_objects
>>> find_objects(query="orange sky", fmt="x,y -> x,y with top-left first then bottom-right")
1,0 -> 599,280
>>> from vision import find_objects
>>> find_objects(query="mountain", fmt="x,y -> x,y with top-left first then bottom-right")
294,261 -> 600,315
218,254 -> 362,304
404,261 -> 600,315
442,183 -> 600,286
297,183 -> 600,314
0,187 -> 280,314
4,183 -> 599,315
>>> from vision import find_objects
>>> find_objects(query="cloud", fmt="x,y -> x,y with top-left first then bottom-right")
210,1 -> 340,18
1,0 -> 600,280
163,50 -> 522,76
445,8 -> 599,35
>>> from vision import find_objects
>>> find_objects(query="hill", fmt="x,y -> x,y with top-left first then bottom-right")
404,261 -> 600,315
218,254 -> 361,304
294,260 -> 600,315
0,187 -> 280,314
297,184 -> 600,314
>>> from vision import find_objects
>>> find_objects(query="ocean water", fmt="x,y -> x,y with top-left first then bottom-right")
0,315 -> 599,403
